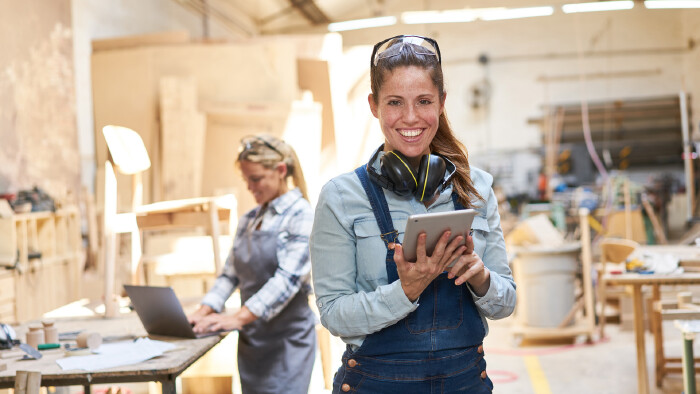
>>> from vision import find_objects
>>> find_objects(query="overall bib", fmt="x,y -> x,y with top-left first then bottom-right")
331,167 -> 493,393
234,218 -> 317,394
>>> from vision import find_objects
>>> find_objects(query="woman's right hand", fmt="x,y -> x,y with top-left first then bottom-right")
392,230 -> 466,302
187,304 -> 215,325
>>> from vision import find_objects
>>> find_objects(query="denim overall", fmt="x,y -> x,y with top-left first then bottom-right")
331,166 -> 493,393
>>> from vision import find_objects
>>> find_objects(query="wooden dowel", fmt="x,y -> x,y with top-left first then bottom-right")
14,370 -> 28,394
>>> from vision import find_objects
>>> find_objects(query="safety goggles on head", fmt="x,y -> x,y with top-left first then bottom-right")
371,35 -> 441,67
239,136 -> 284,159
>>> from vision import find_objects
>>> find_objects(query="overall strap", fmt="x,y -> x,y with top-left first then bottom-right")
451,193 -> 466,211
355,166 -> 400,282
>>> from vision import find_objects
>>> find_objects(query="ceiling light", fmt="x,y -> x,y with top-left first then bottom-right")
327,16 -> 397,32
402,9 -> 477,24
562,1 -> 634,13
480,6 -> 554,21
644,0 -> 700,8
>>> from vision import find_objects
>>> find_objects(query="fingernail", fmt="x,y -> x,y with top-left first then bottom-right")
447,273 -> 454,279
388,243 -> 395,250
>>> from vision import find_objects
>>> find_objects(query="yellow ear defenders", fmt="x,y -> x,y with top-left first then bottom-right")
366,145 -> 456,202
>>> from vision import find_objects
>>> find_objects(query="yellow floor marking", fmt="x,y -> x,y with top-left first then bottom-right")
524,355 -> 552,394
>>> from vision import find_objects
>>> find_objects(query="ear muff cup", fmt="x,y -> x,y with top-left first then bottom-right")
380,151 -> 418,196
415,154 -> 447,201
380,150 -> 448,201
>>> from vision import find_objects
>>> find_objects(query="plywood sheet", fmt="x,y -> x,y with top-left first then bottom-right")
92,38 -> 303,208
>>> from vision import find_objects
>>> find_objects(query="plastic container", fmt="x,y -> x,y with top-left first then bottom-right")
511,242 -> 581,328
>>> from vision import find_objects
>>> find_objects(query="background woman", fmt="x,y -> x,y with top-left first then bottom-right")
189,134 -> 316,394
310,35 -> 516,393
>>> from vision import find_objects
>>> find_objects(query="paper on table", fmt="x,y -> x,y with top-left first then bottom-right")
56,338 -> 177,371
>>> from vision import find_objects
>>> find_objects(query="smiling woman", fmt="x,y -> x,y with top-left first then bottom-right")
310,35 -> 517,393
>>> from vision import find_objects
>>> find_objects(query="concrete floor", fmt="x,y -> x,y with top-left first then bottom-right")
311,316 -> 693,394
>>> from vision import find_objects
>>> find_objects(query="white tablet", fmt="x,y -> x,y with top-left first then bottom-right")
401,209 -> 478,265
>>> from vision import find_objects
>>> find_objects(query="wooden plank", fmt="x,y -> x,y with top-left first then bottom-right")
91,31 -> 190,52
0,217 -> 15,267
0,275 -> 15,302
137,212 -> 214,229
297,59 -> 335,152
159,77 -> 206,201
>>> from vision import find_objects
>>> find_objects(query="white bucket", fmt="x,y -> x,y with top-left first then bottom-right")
511,242 -> 581,328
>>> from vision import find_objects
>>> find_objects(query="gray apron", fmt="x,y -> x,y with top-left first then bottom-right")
233,220 -> 316,394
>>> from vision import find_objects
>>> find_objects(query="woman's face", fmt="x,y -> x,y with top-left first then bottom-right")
239,160 -> 287,205
369,65 -> 445,162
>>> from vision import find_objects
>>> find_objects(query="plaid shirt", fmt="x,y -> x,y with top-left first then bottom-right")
201,188 -> 314,322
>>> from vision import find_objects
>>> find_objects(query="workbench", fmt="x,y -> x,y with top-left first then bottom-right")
0,312 -> 230,393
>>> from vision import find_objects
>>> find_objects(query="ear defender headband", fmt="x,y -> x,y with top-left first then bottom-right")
366,145 -> 456,202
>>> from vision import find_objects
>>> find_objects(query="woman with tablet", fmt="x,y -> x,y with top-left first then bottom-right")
310,35 -> 516,393
188,135 -> 316,394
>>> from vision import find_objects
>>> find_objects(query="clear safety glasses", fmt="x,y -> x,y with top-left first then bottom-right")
371,35 -> 441,67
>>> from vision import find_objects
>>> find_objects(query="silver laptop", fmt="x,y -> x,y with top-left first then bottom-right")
124,285 -> 223,339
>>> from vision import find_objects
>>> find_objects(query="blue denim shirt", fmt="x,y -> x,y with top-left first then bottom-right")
310,156 -> 517,349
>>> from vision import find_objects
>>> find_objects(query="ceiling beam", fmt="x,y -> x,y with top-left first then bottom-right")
288,0 -> 331,25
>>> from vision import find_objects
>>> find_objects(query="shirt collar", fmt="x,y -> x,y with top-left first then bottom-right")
267,188 -> 303,215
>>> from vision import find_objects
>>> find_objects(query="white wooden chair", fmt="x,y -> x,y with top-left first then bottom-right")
102,125 -> 151,317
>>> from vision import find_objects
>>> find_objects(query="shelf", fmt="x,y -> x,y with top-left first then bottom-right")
0,208 -> 82,323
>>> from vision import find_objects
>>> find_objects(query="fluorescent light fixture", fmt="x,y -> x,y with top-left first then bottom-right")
328,16 -> 397,32
562,1 -> 634,13
644,0 -> 700,8
402,9 -> 477,24
480,6 -> 554,20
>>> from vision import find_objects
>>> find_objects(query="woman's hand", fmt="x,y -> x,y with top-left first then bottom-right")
188,304 -> 214,325
192,306 -> 258,333
393,230 -> 466,302
447,233 -> 490,297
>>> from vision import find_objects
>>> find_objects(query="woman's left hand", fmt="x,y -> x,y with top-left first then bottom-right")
192,306 -> 258,333
447,233 -> 491,297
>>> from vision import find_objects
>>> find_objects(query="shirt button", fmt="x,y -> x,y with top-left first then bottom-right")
480,370 -> 487,379
317,301 -> 323,307
477,345 -> 484,354
347,359 -> 357,368
341,383 -> 351,392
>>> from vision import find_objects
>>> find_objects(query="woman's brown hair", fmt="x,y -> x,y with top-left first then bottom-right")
370,40 -> 483,207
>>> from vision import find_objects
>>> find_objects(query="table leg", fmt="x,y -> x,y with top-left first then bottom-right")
651,285 -> 665,387
683,332 -> 697,394
161,378 -> 176,394
632,284 -> 650,394
83,384 -> 91,394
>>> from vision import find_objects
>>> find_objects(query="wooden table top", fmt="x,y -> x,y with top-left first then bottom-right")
0,313 -> 228,388
604,272 -> 700,285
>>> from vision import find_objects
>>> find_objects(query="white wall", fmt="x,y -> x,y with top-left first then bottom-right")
338,7 -> 700,156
